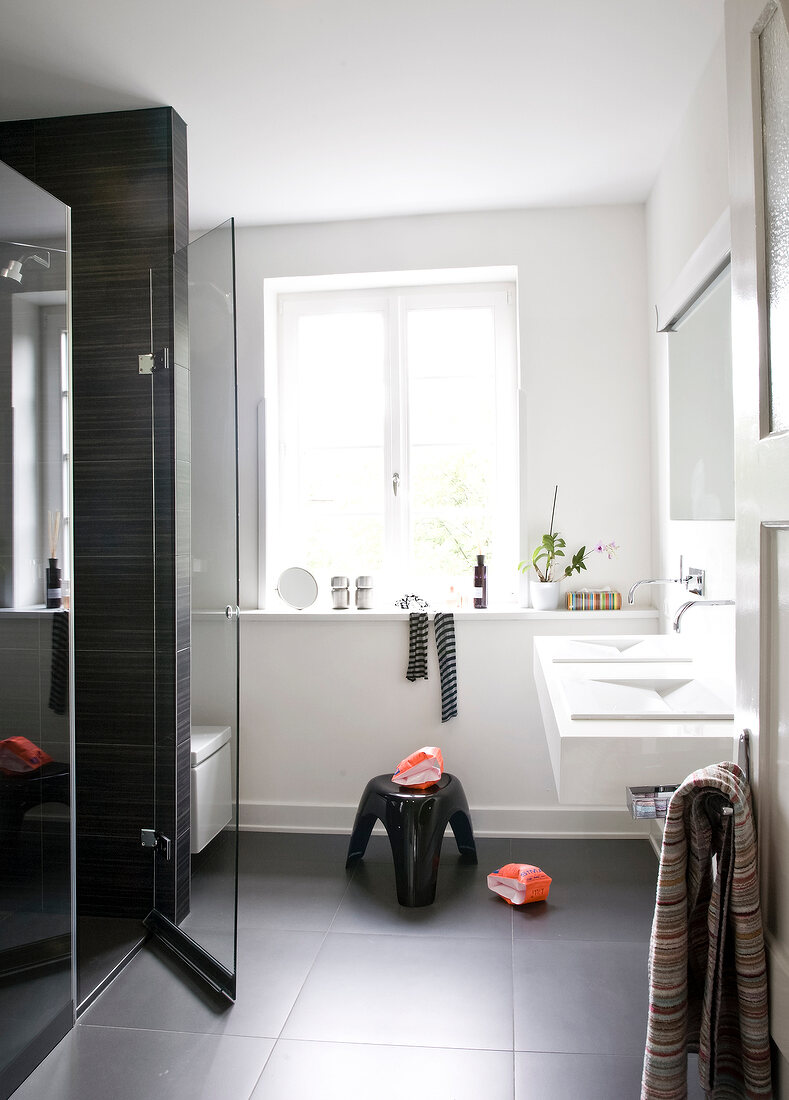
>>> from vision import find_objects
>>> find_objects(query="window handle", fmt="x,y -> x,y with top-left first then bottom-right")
392,472 -> 400,497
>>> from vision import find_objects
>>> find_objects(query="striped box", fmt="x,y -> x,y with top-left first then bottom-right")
566,590 -> 622,610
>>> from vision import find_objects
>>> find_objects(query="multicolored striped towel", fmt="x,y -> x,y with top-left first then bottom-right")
641,761 -> 771,1099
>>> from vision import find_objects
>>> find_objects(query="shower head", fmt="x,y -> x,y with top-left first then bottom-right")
0,251 -> 51,284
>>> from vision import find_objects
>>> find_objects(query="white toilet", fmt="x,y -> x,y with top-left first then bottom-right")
190,724 -> 232,854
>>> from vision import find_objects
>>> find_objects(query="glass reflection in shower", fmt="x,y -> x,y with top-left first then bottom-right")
0,158 -> 72,1099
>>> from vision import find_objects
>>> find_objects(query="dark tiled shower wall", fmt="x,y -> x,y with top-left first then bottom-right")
0,109 -> 190,923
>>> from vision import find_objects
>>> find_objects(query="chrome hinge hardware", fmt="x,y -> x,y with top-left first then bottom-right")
138,348 -> 170,375
140,829 -> 172,861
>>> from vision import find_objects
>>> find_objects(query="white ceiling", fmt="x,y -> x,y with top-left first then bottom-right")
0,0 -> 724,232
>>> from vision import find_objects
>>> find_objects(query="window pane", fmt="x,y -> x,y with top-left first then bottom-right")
410,445 -> 494,577
289,309 -> 386,579
410,376 -> 495,446
305,514 -> 384,576
298,313 -> 384,447
407,307 -> 495,379
300,447 -> 383,513
407,306 -> 498,582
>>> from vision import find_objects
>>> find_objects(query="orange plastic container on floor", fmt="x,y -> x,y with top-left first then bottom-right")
487,863 -> 552,905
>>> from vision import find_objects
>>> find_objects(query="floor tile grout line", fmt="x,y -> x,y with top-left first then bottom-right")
270,916 -> 339,1045
78,1020 -> 280,1040
246,1035 -> 278,1100
252,1035 -> 517,1054
74,1019 -> 650,1059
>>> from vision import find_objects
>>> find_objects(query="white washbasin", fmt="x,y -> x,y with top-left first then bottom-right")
551,637 -> 692,663
533,635 -> 736,805
561,676 -> 733,721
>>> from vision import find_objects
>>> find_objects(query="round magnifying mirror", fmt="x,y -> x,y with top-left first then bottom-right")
276,566 -> 318,610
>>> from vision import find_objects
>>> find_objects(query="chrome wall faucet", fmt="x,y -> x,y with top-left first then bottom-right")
627,556 -> 705,605
673,599 -> 735,633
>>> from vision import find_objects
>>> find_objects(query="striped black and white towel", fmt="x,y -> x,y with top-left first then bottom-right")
48,610 -> 69,715
434,611 -> 458,722
406,611 -> 429,681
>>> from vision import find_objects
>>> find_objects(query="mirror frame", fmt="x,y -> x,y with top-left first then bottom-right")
277,566 -> 319,609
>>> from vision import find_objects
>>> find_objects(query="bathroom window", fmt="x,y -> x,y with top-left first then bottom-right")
266,279 -> 518,604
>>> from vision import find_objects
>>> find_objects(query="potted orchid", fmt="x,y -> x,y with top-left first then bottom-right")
518,486 -> 618,610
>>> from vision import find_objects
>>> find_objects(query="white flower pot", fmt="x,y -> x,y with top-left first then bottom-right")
530,579 -> 561,610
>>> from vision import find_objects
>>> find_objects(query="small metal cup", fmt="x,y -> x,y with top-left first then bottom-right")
331,576 -> 350,609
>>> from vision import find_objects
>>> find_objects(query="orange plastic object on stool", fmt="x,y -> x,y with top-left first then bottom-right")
0,736 -> 54,775
391,746 -> 444,789
487,863 -> 552,905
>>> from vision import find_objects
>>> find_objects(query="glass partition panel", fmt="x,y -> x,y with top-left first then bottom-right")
0,158 -> 73,1097
150,219 -> 239,998
179,219 -> 239,977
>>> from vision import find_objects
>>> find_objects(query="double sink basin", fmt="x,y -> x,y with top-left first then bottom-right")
534,634 -> 735,806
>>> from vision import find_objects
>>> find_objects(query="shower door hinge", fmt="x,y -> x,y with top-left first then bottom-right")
140,828 -> 172,861
138,348 -> 169,375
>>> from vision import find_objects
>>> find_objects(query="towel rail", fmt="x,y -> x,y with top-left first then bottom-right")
627,732 -> 751,821
739,729 -> 751,784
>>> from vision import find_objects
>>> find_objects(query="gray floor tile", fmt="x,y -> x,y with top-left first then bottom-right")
83,928 -> 324,1039
11,1024 -> 274,1100
282,931 -> 514,1051
1,964 -> 70,1075
183,861 -> 235,927
515,1051 -> 644,1098
507,838 -> 657,885
78,916 -> 146,1004
512,878 -> 655,943
335,856 -> 513,939
172,924 -> 236,972
508,838 -> 657,943
183,858 -> 353,936
252,1039 -> 515,1099
239,831 -> 350,869
237,862 -> 353,932
513,939 -> 648,1056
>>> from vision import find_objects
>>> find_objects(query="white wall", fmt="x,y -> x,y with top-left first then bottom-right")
235,206 -> 652,610
228,205 -> 656,835
644,34 -> 734,668
239,609 -> 657,836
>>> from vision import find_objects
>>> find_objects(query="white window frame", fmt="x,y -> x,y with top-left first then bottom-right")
262,274 -> 519,606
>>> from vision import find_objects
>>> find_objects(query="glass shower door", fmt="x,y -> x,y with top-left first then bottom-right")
0,159 -> 73,1098
148,219 -> 239,999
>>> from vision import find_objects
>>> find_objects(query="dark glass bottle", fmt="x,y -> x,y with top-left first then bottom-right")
46,558 -> 62,609
473,553 -> 487,609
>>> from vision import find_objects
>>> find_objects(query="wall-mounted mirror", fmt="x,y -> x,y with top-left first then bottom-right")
656,211 -> 734,522
667,264 -> 734,520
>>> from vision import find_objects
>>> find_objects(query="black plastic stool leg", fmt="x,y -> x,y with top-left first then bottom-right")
386,809 -> 442,907
449,810 -> 477,861
345,812 -> 377,868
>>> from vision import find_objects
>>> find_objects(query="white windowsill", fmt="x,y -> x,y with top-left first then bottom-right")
235,606 -> 659,624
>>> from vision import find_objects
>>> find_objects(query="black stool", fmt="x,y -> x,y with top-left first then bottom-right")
345,772 -> 477,907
